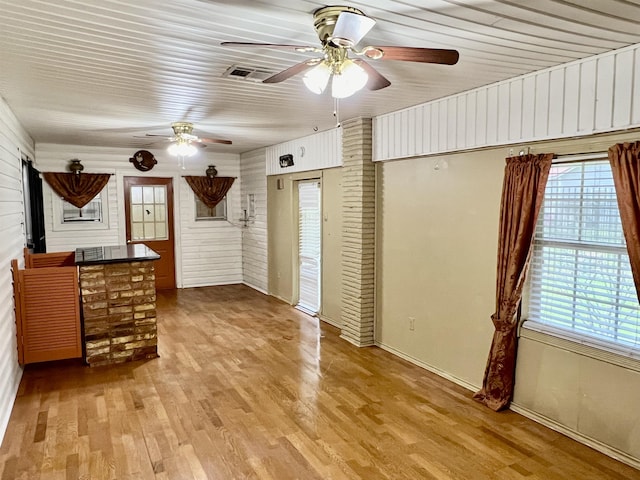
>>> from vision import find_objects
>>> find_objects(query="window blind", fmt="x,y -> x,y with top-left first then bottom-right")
297,181 -> 321,313
527,159 -> 640,352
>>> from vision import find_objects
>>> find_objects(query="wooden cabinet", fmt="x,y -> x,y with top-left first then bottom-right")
11,251 -> 82,365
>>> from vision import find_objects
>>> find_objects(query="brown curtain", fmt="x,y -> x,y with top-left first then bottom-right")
473,153 -> 553,411
184,176 -> 235,209
42,172 -> 111,209
608,141 -> 640,302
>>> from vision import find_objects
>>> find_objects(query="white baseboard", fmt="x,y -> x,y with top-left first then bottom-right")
509,403 -> 640,470
270,293 -> 293,305
241,282 -> 268,295
318,314 -> 342,329
376,342 -> 640,470
375,341 -> 479,393
181,280 -> 243,289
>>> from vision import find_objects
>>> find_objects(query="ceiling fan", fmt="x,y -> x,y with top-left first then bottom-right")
140,122 -> 232,157
221,5 -> 459,98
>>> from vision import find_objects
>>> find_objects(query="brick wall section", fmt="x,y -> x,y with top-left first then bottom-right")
80,261 -> 158,366
340,117 -> 375,347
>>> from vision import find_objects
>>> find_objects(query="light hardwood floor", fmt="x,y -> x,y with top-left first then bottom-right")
0,284 -> 637,479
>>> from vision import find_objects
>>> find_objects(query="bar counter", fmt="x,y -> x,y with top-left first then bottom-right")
76,244 -> 160,366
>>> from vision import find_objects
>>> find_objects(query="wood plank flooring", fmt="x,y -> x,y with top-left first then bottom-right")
0,284 -> 638,479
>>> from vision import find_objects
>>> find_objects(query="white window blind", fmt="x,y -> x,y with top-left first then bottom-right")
297,181 -> 321,313
527,159 -> 640,354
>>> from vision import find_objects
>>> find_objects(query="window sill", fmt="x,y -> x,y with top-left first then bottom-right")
520,321 -> 640,373
52,221 -> 110,232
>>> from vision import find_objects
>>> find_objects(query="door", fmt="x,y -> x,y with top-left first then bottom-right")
23,160 -> 46,253
297,180 -> 321,313
123,177 -> 176,289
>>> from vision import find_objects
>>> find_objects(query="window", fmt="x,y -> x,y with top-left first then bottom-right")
195,196 -> 227,220
130,185 -> 168,240
526,158 -> 640,355
62,193 -> 103,222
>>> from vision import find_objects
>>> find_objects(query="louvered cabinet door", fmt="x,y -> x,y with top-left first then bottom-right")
20,266 -> 82,364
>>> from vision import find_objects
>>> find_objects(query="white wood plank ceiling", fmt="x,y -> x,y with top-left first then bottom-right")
1,0 -> 639,154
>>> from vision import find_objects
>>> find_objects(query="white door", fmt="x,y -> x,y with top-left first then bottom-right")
297,180 -> 321,313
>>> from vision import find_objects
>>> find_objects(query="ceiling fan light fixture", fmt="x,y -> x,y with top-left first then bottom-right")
330,11 -> 376,47
331,59 -> 368,98
303,61 -> 331,94
168,139 -> 197,157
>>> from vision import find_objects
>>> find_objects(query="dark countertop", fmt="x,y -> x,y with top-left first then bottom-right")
75,244 -> 160,265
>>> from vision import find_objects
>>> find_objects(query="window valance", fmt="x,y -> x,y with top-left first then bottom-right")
42,172 -> 111,209
183,176 -> 235,210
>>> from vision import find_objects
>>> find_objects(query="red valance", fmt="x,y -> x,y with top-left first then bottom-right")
184,176 -> 235,209
42,172 -> 111,209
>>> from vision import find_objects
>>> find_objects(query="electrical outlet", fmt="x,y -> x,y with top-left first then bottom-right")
409,317 -> 415,331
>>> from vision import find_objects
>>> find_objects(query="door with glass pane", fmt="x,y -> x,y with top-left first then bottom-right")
123,177 -> 176,289
297,180 -> 321,313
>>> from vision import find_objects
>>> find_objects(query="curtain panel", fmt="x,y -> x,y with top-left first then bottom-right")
42,172 -> 111,209
608,141 -> 640,302
183,176 -> 235,209
474,153 -> 553,411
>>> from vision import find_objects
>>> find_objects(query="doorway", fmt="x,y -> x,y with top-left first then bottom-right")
123,176 -> 176,289
22,159 -> 46,253
297,180 -> 321,313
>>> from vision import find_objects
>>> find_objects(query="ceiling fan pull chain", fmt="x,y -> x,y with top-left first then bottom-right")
333,97 -> 341,128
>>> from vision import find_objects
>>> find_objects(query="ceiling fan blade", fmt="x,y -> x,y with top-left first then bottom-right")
375,46 -> 459,65
198,137 -> 233,145
263,59 -> 321,84
139,134 -> 171,139
353,59 -> 391,91
221,42 -> 319,53
332,12 -> 376,46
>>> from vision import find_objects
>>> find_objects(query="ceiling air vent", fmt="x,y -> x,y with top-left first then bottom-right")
222,65 -> 275,83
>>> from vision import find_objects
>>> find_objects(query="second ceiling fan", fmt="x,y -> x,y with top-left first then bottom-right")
222,5 -> 459,98
142,122 -> 232,157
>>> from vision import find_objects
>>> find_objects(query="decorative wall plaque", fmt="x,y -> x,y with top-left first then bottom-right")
129,150 -> 157,172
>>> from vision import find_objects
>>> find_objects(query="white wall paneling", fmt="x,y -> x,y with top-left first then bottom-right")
633,48 -> 640,126
240,148 -> 268,293
42,175 -> 120,253
0,98 -> 33,444
373,43 -> 640,161
266,128 -> 342,176
178,157 -> 243,288
36,144 -> 241,288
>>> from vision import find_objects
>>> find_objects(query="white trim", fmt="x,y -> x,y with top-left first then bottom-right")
375,341 -> 479,393
552,152 -> 607,163
242,282 -> 268,296
181,280 -> 243,289
271,293 -> 293,305
520,324 -> 640,373
510,402 -> 640,470
295,305 -> 317,316
318,314 -> 342,329
52,192 -> 110,232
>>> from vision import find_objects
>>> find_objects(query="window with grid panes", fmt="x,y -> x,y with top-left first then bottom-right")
525,157 -> 640,355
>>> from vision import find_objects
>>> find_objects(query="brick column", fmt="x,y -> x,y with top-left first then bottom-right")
341,117 -> 375,346
80,261 -> 158,366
